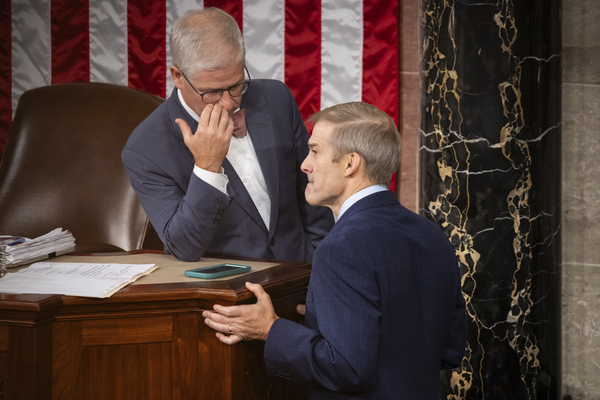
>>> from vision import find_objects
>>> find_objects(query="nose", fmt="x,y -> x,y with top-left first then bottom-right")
301,155 -> 311,175
218,91 -> 235,111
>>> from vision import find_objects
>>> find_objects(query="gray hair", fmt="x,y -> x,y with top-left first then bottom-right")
170,8 -> 245,77
308,102 -> 402,188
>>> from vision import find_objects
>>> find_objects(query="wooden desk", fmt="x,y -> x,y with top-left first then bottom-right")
0,251 -> 311,400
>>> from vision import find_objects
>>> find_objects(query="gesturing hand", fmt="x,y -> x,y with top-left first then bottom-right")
202,282 -> 279,345
175,103 -> 234,173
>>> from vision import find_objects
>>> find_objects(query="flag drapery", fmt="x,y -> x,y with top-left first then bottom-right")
1,0 -> 398,186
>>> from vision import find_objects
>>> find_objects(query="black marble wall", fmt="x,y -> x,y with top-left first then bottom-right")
420,0 -> 561,398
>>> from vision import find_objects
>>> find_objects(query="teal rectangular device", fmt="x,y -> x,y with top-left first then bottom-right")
184,263 -> 251,279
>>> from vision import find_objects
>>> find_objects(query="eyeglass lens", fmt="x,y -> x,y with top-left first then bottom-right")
201,83 -> 248,103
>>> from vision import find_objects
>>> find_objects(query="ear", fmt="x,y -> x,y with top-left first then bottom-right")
342,152 -> 363,178
170,66 -> 184,90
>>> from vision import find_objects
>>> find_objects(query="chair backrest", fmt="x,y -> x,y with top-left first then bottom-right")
0,82 -> 164,252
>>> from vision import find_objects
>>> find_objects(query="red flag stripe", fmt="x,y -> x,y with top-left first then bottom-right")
284,0 -> 321,122
51,0 -> 89,84
362,0 -> 399,124
0,0 -> 11,153
363,0 -> 399,191
127,0 -> 167,97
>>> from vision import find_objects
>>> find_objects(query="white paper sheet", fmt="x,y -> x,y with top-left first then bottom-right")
0,262 -> 157,298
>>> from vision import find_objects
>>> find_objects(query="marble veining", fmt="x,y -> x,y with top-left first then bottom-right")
420,0 -> 561,398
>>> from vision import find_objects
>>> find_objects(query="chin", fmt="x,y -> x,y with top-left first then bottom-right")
304,190 -> 315,205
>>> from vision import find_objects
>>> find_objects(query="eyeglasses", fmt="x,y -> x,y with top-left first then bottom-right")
181,66 -> 251,104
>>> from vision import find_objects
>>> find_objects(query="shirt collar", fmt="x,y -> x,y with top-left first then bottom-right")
336,184 -> 388,222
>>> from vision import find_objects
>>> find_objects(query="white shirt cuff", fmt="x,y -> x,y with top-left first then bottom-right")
193,165 -> 229,195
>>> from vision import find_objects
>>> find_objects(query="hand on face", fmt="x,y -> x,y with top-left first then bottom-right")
202,282 -> 279,345
175,103 -> 234,173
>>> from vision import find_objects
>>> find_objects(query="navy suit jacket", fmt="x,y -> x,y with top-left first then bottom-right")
264,190 -> 466,399
122,79 -> 334,261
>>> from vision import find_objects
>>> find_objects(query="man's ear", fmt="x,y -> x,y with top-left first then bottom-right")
170,66 -> 184,90
343,152 -> 362,177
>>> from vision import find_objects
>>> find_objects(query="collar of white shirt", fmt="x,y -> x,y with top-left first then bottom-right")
336,184 -> 388,222
177,88 -> 201,121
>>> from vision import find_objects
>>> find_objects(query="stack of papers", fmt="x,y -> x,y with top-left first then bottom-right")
0,228 -> 76,271
0,262 -> 157,298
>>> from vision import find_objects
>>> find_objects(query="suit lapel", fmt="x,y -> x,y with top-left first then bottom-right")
241,91 -> 280,236
222,158 -> 268,232
167,88 -> 197,146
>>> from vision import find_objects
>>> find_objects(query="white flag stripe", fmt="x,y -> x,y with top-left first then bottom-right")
166,0 -> 204,95
11,0 -> 51,117
243,0 -> 285,81
89,0 -> 128,86
321,0 -> 363,109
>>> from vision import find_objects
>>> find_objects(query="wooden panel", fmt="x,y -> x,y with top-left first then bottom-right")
81,316 -> 173,346
196,318 -> 244,399
80,342 -> 172,400
172,313 -> 200,400
53,321 -> 83,400
6,324 -> 52,400
0,350 -> 7,400
0,326 -> 7,351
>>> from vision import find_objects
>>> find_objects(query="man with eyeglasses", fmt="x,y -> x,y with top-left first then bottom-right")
122,8 -> 334,262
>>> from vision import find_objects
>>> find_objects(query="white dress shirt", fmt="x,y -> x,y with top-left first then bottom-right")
178,89 -> 271,229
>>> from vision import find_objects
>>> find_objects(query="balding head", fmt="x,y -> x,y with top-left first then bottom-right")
170,8 -> 245,76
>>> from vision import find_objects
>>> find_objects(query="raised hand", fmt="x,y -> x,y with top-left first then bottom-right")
175,103 -> 234,173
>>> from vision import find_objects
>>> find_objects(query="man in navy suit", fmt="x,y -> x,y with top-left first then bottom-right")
122,8 -> 333,262
203,102 -> 466,399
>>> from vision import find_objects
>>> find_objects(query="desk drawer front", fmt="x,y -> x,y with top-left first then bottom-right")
81,316 -> 173,346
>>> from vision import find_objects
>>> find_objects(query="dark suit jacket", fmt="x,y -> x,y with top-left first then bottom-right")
264,190 -> 466,399
122,79 -> 334,261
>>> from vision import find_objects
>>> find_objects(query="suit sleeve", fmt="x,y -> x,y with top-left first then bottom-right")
263,240 -> 380,393
122,144 -> 232,262
280,82 -> 334,251
441,264 -> 467,369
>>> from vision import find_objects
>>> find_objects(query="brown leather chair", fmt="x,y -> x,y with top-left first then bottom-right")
0,82 -> 164,252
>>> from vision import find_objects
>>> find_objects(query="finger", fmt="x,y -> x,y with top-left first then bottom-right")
296,304 -> 306,316
199,104 -> 214,127
203,309 -> 233,326
175,118 -> 193,141
225,116 -> 234,136
212,303 -> 244,317
246,282 -> 267,299
203,314 -> 231,335
216,332 -> 243,345
218,106 -> 232,131
202,310 -> 221,320
208,104 -> 224,129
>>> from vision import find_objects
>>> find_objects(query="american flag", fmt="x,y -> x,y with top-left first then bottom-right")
0,0 -> 398,187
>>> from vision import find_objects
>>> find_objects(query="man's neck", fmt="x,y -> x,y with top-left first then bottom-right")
331,180 -> 379,218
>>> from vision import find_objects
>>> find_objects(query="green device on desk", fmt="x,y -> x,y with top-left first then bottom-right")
184,263 -> 251,279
